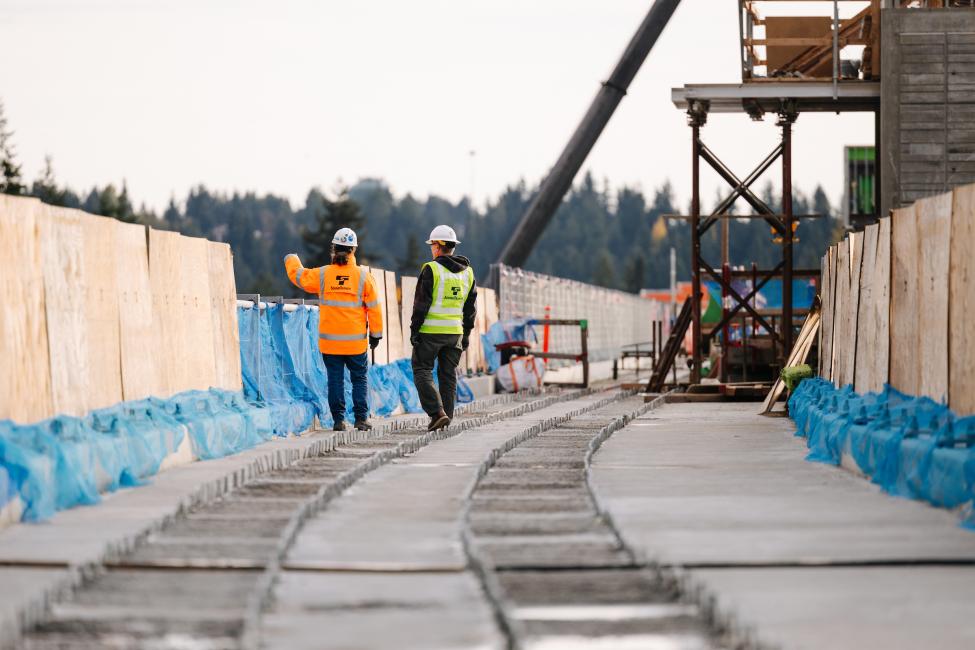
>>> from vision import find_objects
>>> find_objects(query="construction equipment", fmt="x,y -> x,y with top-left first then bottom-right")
493,0 -> 682,273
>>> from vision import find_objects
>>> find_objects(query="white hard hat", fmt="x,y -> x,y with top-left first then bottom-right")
332,227 -> 358,247
426,225 -> 460,245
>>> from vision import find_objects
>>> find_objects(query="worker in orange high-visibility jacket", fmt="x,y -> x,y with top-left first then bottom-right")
284,227 -> 383,432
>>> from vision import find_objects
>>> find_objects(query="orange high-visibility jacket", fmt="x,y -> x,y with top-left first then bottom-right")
284,253 -> 383,355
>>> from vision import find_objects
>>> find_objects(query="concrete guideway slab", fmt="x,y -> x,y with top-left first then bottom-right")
267,390 -> 626,649
592,403 -> 975,566
262,571 -> 503,650
689,567 -> 975,650
590,402 -> 975,650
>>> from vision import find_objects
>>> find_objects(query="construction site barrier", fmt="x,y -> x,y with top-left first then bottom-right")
818,182 -> 975,416
0,194 -> 479,524
494,264 -> 664,365
789,378 -> 975,527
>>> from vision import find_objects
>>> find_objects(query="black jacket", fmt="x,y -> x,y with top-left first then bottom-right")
411,255 -> 477,340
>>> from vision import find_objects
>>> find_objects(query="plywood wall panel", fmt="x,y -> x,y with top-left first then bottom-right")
81,213 -> 123,410
208,241 -> 242,391
179,236 -> 217,391
384,270 -> 404,362
843,233 -> 863,388
820,247 -> 837,381
890,205 -> 920,395
916,193 -> 951,402
39,207 -> 91,416
951,183 -> 975,414
149,229 -> 188,397
818,251 -> 829,378
401,275 -> 417,359
873,219 -> 892,391
832,240 -> 850,388
0,196 -> 53,422
369,267 -> 389,364
116,222 -> 158,401
855,225 -> 879,394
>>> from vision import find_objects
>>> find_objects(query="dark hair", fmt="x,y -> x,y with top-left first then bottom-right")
437,241 -> 456,253
331,243 -> 355,265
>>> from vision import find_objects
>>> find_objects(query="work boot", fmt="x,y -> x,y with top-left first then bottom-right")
332,421 -> 346,432
428,411 -> 450,432
354,419 -> 372,431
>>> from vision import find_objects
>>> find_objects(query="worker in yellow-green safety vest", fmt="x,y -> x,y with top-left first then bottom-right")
409,225 -> 477,431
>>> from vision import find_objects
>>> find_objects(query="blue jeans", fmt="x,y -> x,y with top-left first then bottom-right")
321,352 -> 369,423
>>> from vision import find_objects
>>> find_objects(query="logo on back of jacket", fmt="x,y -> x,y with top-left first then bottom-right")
329,274 -> 354,293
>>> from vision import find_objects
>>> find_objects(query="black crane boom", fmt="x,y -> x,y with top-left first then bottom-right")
494,0 -> 682,271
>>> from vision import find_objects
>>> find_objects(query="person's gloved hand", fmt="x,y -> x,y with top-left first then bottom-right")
410,334 -> 420,348
369,335 -> 381,350
461,335 -> 470,351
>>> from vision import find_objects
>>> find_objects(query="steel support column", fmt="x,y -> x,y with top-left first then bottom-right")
688,102 -> 707,384
778,103 -> 798,358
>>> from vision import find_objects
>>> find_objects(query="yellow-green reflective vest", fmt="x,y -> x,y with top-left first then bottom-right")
419,261 -> 474,335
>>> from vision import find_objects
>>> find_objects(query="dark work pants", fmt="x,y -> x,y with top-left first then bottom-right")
321,352 -> 369,423
412,333 -> 463,418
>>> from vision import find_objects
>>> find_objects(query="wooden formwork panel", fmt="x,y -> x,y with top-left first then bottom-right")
116,221 -> 157,401
951,183 -> 975,415
832,239 -> 850,388
81,212 -> 123,411
855,225 -> 879,394
874,219 -> 892,391
368,267 -> 389,365
149,229 -> 188,397
820,246 -> 836,381
0,196 -> 53,422
916,193 -> 951,402
208,241 -> 242,391
179,236 -> 217,392
890,204 -> 920,395
39,206 -> 87,415
818,251 -> 829,379
401,275 -> 417,359
843,233 -> 863,389
384,270 -> 404,362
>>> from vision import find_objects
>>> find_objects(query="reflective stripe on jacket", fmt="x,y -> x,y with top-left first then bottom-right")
284,253 -> 383,355
418,261 -> 474,335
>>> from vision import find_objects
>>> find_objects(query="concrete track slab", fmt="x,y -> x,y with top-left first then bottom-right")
592,403 -> 975,566
591,402 -> 975,649
262,571 -> 503,650
285,397 -> 611,569
691,566 -> 975,650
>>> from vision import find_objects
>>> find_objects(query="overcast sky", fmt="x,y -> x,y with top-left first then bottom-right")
0,0 -> 874,212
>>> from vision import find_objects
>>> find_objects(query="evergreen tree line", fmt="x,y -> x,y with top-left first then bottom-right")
0,100 -> 843,296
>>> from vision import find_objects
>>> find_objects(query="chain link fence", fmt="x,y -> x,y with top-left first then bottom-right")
494,264 -> 665,364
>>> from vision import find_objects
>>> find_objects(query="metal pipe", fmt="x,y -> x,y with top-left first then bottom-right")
691,122 -> 703,384
781,112 -> 795,358
833,0 -> 839,99
494,0 -> 683,272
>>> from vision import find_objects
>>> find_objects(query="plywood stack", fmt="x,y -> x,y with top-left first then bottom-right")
951,184 -> 975,415
0,195 -> 242,424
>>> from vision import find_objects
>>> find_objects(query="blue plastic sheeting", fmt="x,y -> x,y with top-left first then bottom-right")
789,378 -> 975,528
393,359 -> 424,414
482,319 -> 538,373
